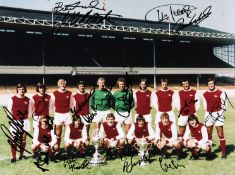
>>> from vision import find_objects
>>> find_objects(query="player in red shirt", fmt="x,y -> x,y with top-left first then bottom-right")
31,116 -> 57,156
153,78 -> 176,124
202,78 -> 227,158
154,112 -> 182,159
64,115 -> 89,156
32,83 -> 52,129
127,115 -> 155,152
99,113 -> 125,157
133,78 -> 154,124
51,79 -> 74,153
183,114 -> 211,160
73,81 -> 91,138
175,79 -> 200,138
7,83 -> 33,162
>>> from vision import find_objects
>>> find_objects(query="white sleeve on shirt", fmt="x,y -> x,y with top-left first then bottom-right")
28,98 -> 34,117
81,125 -> 88,143
32,126 -> 40,145
150,91 -> 155,108
174,91 -> 180,111
183,125 -> 190,143
49,130 -> 57,146
116,123 -> 124,140
98,124 -> 105,139
198,126 -> 209,145
172,91 -> 177,110
147,123 -> 155,140
155,123 -> 161,141
51,93 -> 55,113
7,97 -> 13,114
151,92 -> 158,110
166,123 -> 178,143
126,124 -> 135,140
202,92 -> 207,111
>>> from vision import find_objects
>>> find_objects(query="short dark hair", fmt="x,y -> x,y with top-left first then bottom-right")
136,115 -> 145,121
106,113 -> 115,119
188,114 -> 199,124
160,78 -> 168,83
208,77 -> 215,83
16,83 -> 27,93
117,77 -> 126,86
77,81 -> 85,86
36,82 -> 46,92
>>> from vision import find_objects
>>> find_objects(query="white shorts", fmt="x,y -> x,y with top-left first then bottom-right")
32,116 -> 41,129
178,115 -> 189,126
135,114 -> 152,124
115,111 -> 132,125
54,112 -> 72,125
92,110 -> 111,123
80,115 -> 91,125
204,111 -> 224,127
155,111 -> 176,124
10,119 -> 30,134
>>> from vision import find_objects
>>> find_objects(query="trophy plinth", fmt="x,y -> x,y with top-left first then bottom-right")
89,134 -> 106,166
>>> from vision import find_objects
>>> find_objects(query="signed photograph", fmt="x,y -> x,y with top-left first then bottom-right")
0,0 -> 234,174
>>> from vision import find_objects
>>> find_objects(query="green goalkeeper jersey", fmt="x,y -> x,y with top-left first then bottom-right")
89,89 -> 113,111
113,89 -> 134,112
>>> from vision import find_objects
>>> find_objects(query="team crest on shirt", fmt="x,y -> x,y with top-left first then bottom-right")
24,101 -> 28,104
66,96 -> 69,98
168,129 -> 171,131
45,99 -> 48,101
214,95 -> 218,98
190,94 -> 193,97
146,95 -> 150,97
168,94 -> 172,96
198,131 -> 201,134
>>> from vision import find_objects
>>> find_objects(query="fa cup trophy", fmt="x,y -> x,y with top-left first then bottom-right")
89,130 -> 106,166
135,138 -> 151,166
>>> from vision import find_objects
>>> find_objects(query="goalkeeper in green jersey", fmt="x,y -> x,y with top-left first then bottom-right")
113,77 -> 134,133
89,77 -> 113,131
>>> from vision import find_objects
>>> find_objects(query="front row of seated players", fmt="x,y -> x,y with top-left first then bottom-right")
31,113 -> 212,160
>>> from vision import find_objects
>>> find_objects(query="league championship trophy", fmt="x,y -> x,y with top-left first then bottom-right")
89,130 -> 106,166
135,138 -> 152,166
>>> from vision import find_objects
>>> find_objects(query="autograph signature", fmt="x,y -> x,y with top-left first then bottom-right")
145,4 -> 212,34
52,0 -> 122,34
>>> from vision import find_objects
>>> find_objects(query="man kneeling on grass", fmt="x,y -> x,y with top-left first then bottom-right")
183,114 -> 212,160
64,115 -> 89,157
32,116 -> 57,158
154,112 -> 182,159
99,113 -> 125,158
127,115 -> 155,155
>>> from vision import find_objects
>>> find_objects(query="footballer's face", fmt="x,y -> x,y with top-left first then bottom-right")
58,82 -> 66,91
208,81 -> 215,91
17,87 -> 25,96
182,81 -> 190,90
74,119 -> 81,127
78,84 -> 85,93
161,82 -> 168,90
41,121 -> 48,129
189,119 -> 197,128
140,82 -> 147,91
137,120 -> 145,127
106,117 -> 115,126
98,80 -> 105,90
118,81 -> 125,91
39,87 -> 46,95
161,117 -> 169,126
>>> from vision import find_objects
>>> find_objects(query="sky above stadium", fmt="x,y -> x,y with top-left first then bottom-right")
0,0 -> 235,34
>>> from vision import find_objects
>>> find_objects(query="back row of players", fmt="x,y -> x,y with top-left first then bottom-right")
8,77 -> 227,162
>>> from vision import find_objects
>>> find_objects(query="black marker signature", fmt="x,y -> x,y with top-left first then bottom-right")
145,4 -> 212,34
52,1 -> 122,34
62,153 -> 90,171
0,106 -> 33,154
159,157 -> 185,172
177,99 -> 198,118
121,153 -> 150,173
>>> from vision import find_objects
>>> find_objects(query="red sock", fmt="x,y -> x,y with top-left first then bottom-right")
220,138 -> 226,156
11,144 -> 17,160
20,141 -> 26,157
